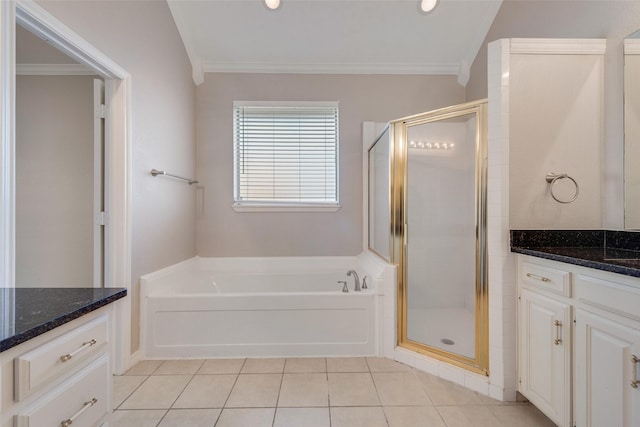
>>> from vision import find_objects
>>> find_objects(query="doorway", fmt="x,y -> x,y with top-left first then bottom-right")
390,100 -> 489,374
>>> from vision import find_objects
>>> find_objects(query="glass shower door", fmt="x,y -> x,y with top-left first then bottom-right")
391,101 -> 488,374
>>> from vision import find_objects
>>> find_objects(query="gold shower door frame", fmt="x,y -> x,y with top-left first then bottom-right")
390,100 -> 489,375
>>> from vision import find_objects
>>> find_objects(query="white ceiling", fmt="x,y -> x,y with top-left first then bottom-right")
167,0 -> 503,85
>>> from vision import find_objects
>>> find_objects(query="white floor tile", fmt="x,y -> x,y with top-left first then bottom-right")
372,372 -> 431,406
366,357 -> 411,372
215,408 -> 275,427
158,408 -> 221,426
198,359 -> 245,375
112,409 -> 166,426
384,406 -> 446,427
241,358 -> 285,374
113,375 -> 147,408
155,359 -> 204,375
225,374 -> 282,408
326,357 -> 369,373
284,357 -> 326,373
172,374 -> 237,408
123,360 -> 163,376
328,373 -> 380,406
273,408 -> 330,427
437,405 -> 503,427
278,373 -> 328,407
120,375 -> 192,409
330,406 -> 388,427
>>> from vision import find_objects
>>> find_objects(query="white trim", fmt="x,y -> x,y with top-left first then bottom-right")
15,1 -> 127,79
16,63 -> 94,75
2,0 -> 133,374
0,1 -> 16,287
232,203 -> 340,213
166,0 -> 204,85
204,60 -> 461,76
624,39 -> 640,55
457,59 -> 470,87
510,38 -> 607,55
233,100 -> 339,108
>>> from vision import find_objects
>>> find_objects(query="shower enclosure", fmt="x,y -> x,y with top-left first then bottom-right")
370,100 -> 488,374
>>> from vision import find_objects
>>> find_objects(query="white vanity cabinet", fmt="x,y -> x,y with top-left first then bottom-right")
0,307 -> 114,427
518,261 -> 572,427
573,273 -> 640,427
517,255 -> 640,427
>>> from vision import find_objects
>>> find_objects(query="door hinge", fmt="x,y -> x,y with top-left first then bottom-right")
96,104 -> 108,119
96,211 -> 106,226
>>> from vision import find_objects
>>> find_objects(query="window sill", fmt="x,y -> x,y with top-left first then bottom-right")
232,203 -> 341,213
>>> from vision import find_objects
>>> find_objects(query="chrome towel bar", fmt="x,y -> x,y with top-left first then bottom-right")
151,169 -> 198,185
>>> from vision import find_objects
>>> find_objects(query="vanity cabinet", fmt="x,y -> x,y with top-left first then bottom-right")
1,307 -> 114,427
518,261 -> 572,427
517,255 -> 640,427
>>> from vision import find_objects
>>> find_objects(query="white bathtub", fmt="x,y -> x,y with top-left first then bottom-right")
140,255 -> 383,359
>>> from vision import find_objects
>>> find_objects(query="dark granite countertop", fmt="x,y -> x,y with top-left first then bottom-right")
0,287 -> 127,353
511,230 -> 640,278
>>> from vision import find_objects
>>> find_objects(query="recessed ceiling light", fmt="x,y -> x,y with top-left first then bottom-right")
265,0 -> 281,10
420,0 -> 438,13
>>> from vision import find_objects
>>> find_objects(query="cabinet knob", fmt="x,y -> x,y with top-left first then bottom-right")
632,355 -> 639,389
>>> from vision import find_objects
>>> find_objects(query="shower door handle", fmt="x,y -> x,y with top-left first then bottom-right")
404,223 -> 408,246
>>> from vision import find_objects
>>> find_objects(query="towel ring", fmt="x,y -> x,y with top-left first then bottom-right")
545,173 -> 579,204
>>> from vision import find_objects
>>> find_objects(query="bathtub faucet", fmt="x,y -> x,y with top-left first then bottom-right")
347,270 -> 361,292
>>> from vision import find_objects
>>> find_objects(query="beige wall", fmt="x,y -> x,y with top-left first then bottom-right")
37,0 -> 196,352
509,53 -> 604,229
467,0 -> 640,229
196,73 -> 465,257
16,75 -> 94,286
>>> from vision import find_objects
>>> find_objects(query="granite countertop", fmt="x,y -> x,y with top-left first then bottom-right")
0,287 -> 127,353
510,230 -> 640,278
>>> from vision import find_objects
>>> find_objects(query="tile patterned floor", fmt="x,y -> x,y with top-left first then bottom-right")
113,357 -> 556,427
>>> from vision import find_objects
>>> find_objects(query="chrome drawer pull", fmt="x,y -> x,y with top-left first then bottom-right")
59,339 -> 97,362
60,397 -> 97,426
554,320 -> 562,345
526,273 -> 551,283
632,355 -> 639,389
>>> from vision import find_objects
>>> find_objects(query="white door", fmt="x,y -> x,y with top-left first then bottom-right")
93,79 -> 105,288
575,308 -> 640,427
518,288 -> 572,427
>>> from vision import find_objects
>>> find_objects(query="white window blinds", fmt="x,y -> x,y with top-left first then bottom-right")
233,102 -> 339,209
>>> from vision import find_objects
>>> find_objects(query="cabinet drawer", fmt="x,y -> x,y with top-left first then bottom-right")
14,315 -> 108,401
14,354 -> 109,427
521,261 -> 571,296
575,274 -> 640,321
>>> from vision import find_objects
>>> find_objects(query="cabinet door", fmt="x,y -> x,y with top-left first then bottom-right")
575,309 -> 640,427
519,288 -> 572,427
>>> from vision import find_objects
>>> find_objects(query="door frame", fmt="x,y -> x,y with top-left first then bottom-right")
0,0 -> 132,373
390,99 -> 489,375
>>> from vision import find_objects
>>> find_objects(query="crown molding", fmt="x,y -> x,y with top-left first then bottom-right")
625,39 -> 640,55
202,60 -> 461,76
510,38 -> 607,55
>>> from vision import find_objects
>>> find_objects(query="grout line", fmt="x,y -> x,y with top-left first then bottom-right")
112,374 -> 150,410
153,409 -> 170,427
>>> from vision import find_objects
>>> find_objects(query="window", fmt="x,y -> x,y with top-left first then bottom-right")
233,101 -> 339,212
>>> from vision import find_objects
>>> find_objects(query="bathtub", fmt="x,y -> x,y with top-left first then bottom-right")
140,255 -> 383,359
